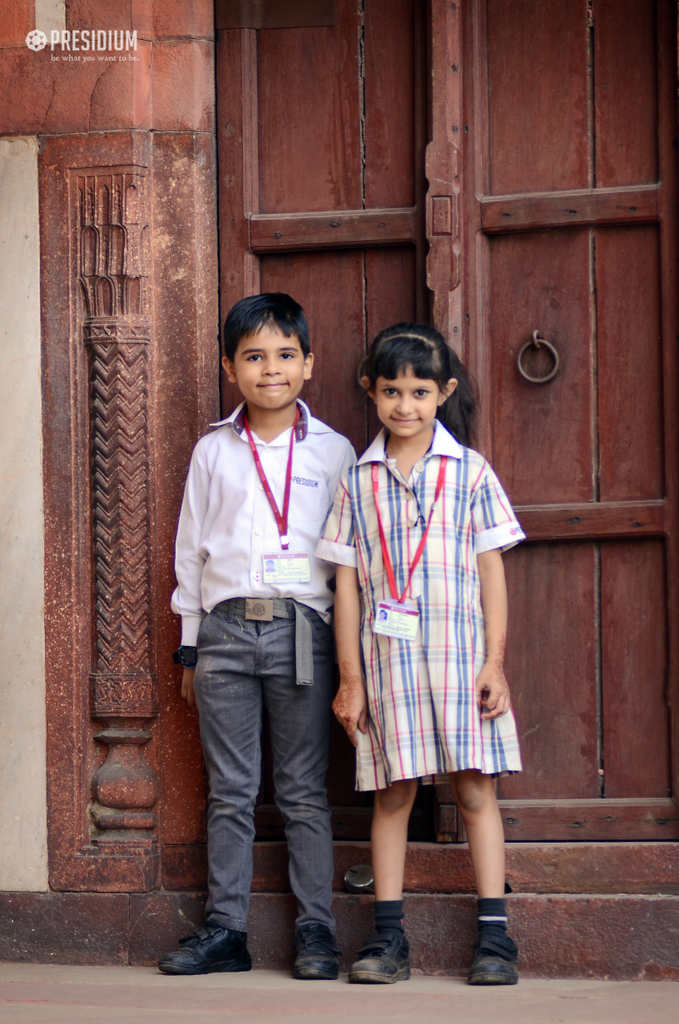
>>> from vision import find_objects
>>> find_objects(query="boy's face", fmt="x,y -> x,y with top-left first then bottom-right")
222,324 -> 313,413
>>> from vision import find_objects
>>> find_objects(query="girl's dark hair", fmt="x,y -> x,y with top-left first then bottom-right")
359,322 -> 477,446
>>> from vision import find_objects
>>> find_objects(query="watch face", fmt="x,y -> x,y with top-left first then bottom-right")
178,647 -> 197,668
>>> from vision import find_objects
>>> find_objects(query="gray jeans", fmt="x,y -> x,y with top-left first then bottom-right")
193,600 -> 335,933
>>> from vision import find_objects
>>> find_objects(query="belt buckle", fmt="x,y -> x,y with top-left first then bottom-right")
245,598 -> 274,621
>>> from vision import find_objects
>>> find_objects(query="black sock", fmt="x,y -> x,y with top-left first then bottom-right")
374,899 -> 404,936
477,897 -> 507,936
476,897 -> 517,962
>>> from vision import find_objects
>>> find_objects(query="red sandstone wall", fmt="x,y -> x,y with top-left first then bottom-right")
1,1 -> 218,892
0,2 -> 215,135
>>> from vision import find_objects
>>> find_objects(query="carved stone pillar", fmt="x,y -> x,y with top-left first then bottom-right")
76,169 -> 160,850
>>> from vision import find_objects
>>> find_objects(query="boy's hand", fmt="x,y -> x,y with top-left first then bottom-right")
332,665 -> 368,747
181,668 -> 196,707
476,660 -> 510,720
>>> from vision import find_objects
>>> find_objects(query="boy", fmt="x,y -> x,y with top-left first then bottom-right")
159,293 -> 355,979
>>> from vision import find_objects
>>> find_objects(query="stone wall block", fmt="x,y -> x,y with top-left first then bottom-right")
0,49 -> 62,134
0,893 -> 129,965
151,39 -> 215,132
151,131 -> 220,851
0,6 -> 215,136
66,0 -> 153,36
153,0 -> 216,39
0,1 -> 33,47
88,40 -> 152,130
0,46 -> 153,136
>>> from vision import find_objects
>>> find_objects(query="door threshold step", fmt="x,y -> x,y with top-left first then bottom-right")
161,839 -> 679,895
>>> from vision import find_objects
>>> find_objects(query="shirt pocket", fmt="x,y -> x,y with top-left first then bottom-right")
289,478 -> 330,524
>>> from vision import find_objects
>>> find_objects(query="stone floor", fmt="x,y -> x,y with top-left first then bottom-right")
1,964 -> 677,1024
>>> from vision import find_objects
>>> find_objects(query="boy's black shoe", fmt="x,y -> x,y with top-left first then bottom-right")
158,923 -> 252,975
349,932 -> 410,984
293,923 -> 341,980
468,931 -> 519,985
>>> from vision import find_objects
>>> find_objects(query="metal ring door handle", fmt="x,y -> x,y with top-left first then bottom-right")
517,330 -> 561,384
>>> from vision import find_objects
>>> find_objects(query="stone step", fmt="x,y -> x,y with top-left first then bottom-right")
2,888 -> 679,980
162,839 -> 679,895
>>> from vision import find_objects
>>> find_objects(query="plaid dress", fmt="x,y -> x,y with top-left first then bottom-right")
316,422 -> 525,791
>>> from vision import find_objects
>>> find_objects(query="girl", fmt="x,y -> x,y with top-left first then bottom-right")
315,324 -> 524,986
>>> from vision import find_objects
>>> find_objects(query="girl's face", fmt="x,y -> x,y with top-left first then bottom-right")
364,368 -> 457,440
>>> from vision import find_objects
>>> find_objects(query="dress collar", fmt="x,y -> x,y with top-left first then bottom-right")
356,419 -> 463,465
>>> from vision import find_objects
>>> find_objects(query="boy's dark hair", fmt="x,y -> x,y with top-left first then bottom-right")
359,322 -> 477,447
223,293 -> 310,360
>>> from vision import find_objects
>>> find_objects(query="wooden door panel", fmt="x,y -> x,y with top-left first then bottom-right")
594,0 -> 658,187
465,0 -> 679,840
212,1 -> 430,843
216,29 -> 254,312
597,225 -> 664,501
481,186 -> 659,234
365,247 -> 418,336
486,0 -> 589,195
489,229 -> 593,505
365,246 -> 420,441
601,539 -> 670,798
364,0 -> 417,208
498,797 -> 679,841
259,249 -> 366,452
257,4 -> 362,213
500,543 -> 598,800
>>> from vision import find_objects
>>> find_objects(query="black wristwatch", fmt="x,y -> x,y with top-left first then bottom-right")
172,645 -> 198,668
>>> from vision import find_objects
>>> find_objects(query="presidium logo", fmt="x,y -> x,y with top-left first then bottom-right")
26,30 -> 47,51
26,29 -> 139,57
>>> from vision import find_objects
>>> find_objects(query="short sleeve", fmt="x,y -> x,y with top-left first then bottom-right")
315,474 -> 357,567
471,462 -> 525,553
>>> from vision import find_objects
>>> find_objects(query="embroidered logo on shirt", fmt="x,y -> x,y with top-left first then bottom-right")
293,476 -> 319,488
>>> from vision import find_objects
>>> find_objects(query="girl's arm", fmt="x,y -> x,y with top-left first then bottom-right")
332,563 -> 368,746
476,548 -> 511,720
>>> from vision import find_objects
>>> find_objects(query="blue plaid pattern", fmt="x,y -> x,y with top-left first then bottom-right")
316,422 -> 525,791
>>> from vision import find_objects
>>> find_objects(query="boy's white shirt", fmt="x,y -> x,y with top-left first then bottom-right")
172,400 -> 356,645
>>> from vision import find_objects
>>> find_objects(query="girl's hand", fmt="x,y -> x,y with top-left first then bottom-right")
181,668 -> 196,707
332,666 -> 368,746
476,660 -> 510,720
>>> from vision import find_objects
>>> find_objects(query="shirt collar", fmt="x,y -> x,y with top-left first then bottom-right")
357,420 -> 464,465
211,400 -> 309,442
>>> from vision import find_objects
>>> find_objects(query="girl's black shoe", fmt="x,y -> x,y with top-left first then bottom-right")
468,932 -> 519,985
349,932 -> 411,984
158,923 -> 252,975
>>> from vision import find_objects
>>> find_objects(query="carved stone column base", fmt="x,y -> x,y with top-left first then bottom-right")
90,807 -> 158,833
91,723 -> 160,840
90,830 -> 159,851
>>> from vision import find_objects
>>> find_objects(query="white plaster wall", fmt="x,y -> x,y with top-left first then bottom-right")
0,136 -> 48,891
35,0 -> 66,34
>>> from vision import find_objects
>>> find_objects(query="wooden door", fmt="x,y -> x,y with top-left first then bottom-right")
214,0 -> 432,840
462,0 -> 679,840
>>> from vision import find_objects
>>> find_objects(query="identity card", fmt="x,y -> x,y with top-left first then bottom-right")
373,600 -> 419,642
262,551 -> 311,584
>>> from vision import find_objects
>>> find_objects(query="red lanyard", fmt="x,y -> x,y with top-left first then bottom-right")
371,458 -> 447,603
244,408 -> 300,550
